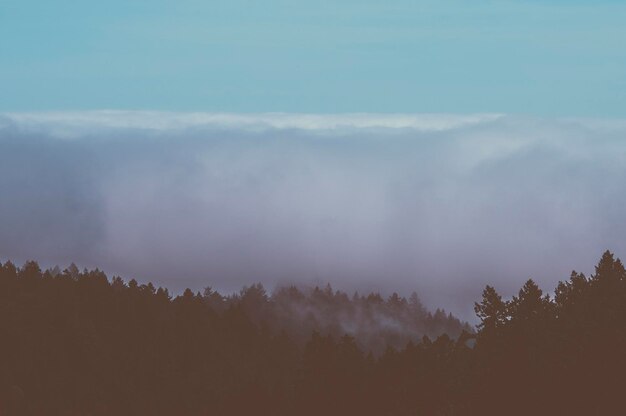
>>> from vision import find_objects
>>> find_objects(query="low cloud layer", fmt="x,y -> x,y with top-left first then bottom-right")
2,111 -> 626,318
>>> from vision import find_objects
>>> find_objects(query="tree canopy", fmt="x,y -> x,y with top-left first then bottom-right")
1,251 -> 625,415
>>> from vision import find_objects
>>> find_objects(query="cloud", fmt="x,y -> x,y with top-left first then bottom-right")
1,111 -> 626,319
6,111 -> 503,136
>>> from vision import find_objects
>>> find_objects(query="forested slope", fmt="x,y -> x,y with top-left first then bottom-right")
1,251 -> 625,415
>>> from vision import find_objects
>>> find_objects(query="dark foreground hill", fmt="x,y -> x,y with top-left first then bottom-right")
1,251 -> 625,415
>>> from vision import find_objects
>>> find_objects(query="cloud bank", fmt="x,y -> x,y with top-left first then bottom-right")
2,111 -> 626,318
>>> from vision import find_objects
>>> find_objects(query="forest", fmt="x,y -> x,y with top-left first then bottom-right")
1,251 -> 625,415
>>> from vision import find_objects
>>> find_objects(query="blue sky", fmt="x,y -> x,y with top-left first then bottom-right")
1,0 -> 625,116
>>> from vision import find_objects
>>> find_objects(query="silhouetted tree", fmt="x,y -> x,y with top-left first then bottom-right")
474,285 -> 506,336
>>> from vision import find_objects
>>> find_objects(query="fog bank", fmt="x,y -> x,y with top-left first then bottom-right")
2,111 -> 626,319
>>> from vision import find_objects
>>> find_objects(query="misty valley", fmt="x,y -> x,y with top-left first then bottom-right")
1,251 -> 625,415
3,0 -> 626,412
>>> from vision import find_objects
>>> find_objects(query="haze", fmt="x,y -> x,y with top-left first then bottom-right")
2,111 -> 625,319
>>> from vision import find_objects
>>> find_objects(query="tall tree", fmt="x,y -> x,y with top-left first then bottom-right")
474,285 -> 507,336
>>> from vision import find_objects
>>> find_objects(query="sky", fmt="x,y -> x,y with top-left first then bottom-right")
2,1 -> 626,320
1,0 -> 625,116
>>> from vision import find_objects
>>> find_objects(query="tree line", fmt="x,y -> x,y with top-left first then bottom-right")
204,281 -> 469,354
1,251 -> 625,415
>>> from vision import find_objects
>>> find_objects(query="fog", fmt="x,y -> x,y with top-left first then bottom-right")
2,111 -> 626,319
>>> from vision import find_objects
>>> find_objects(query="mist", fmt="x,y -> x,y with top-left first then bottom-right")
2,111 -> 626,319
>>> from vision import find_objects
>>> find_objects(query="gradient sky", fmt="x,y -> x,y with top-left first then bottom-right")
2,0 -> 625,115
2,1 -> 626,319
